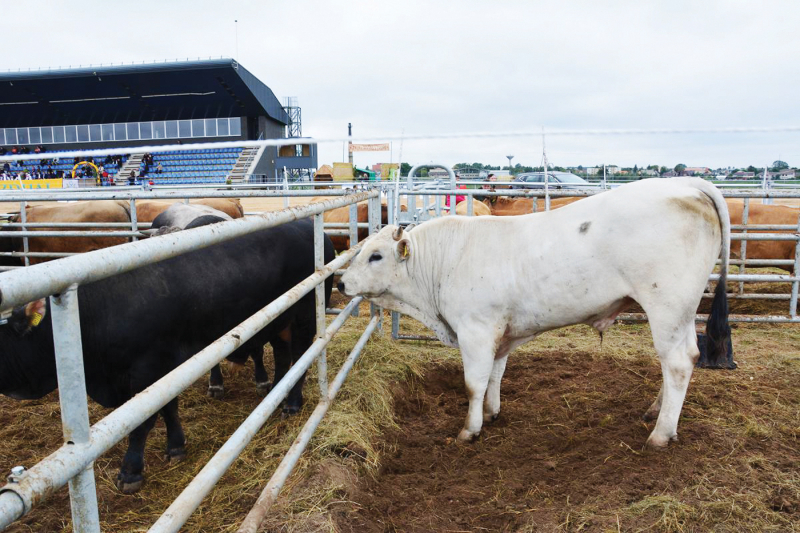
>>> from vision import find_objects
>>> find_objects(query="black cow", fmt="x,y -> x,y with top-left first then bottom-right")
0,219 -> 334,493
148,212 -> 271,399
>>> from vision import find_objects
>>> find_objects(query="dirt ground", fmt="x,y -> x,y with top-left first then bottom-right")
333,343 -> 800,532
1,311 -> 799,533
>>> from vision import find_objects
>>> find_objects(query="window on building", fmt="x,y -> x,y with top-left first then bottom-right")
140,122 -> 152,140
29,128 -> 41,144
126,122 -> 140,140
53,126 -> 65,143
77,125 -> 90,142
178,120 -> 191,138
217,118 -> 229,136
4,129 -> 16,145
90,124 -> 102,142
102,124 -> 114,141
41,127 -> 53,144
166,120 -> 179,138
230,117 -> 242,136
191,119 -> 204,137
114,123 -> 127,141
64,126 -> 77,143
153,121 -> 166,139
205,118 -> 217,137
17,128 -> 30,145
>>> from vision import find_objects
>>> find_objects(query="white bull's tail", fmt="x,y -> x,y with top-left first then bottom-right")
689,178 -> 731,365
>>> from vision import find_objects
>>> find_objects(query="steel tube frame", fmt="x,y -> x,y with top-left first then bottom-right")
236,314 -> 380,533
49,287 -> 100,533
147,297 -> 365,533
0,188 -> 363,203
0,242 -> 365,530
0,191 -> 377,312
386,182 -> 800,338
314,214 -> 328,397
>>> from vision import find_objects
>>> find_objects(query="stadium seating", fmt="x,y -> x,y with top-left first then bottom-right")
3,151 -> 121,179
141,147 -> 242,184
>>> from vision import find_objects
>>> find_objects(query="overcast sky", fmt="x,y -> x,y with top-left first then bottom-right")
4,1 -> 800,170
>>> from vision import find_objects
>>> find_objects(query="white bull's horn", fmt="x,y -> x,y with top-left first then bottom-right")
392,225 -> 404,241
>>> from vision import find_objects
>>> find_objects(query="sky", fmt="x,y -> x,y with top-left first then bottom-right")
4,0 -> 800,171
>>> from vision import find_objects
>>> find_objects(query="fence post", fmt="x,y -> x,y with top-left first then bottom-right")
348,202 -> 360,318
739,198 -> 749,295
368,193 -> 382,322
50,286 -> 101,533
19,201 -> 29,267
791,213 -> 800,317
313,213 -> 327,397
130,199 -> 139,242
467,193 -> 474,216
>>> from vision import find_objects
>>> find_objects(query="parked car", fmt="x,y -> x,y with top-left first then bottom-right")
511,171 -> 597,190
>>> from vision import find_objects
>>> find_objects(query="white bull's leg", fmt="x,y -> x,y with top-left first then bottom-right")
647,319 -> 699,448
457,329 -> 496,442
643,382 -> 664,422
483,354 -> 508,424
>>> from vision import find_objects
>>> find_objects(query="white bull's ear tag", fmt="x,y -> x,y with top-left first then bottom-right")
25,299 -> 47,327
396,239 -> 411,262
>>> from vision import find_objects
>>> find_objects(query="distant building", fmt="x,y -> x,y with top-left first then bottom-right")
771,169 -> 796,180
731,171 -> 756,179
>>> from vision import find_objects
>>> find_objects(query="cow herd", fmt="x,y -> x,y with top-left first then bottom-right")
0,179 -> 796,496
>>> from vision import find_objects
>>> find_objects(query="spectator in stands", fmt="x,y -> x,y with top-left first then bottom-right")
11,146 -> 18,155
0,147 -> 6,155
3,162 -> 9,173
128,170 -> 136,186
156,162 -> 163,174
34,145 -> 41,154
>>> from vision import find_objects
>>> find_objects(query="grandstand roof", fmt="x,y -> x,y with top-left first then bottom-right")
0,59 -> 288,128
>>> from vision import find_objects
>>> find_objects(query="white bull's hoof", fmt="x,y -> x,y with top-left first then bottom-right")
645,433 -> 678,449
457,428 -> 480,442
483,411 -> 500,424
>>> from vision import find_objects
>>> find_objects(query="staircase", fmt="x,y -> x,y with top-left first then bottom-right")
116,154 -> 144,182
229,147 -> 261,183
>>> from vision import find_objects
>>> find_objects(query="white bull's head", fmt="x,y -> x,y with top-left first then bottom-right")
338,224 -> 413,302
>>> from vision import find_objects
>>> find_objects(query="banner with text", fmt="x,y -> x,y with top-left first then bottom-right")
348,143 -> 390,152
0,178 -> 63,190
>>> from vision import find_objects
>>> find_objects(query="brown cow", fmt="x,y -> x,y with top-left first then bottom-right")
6,200 -> 132,265
134,198 -> 244,222
483,196 -> 584,216
726,199 -> 800,273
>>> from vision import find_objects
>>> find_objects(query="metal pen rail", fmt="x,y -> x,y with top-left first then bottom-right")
0,189 -> 384,532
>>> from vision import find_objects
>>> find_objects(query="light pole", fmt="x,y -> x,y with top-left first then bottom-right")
506,155 -> 514,176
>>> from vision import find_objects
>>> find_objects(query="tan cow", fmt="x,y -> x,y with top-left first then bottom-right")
134,198 -> 244,222
314,200 -> 388,252
455,200 -> 492,216
7,200 -> 132,265
726,199 -> 800,273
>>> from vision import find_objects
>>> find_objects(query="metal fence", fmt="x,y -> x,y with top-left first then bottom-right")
0,180 -> 384,532
382,173 -> 800,341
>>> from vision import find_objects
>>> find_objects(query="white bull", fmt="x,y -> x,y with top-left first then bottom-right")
340,178 -> 731,448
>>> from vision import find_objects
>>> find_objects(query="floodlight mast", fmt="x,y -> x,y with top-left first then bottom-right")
506,155 -> 514,174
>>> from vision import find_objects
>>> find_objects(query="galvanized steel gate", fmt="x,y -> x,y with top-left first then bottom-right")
0,186 -> 383,533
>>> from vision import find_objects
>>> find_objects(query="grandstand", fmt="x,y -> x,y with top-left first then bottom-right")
0,59 -> 317,184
